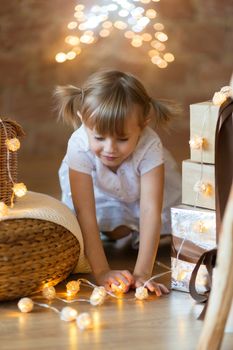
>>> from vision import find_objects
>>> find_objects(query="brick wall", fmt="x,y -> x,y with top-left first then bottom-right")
0,0 -> 232,194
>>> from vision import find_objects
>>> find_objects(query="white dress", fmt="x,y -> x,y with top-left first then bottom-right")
59,125 -> 181,235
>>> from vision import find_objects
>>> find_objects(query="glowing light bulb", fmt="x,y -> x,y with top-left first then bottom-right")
150,40 -> 166,51
163,53 -> 175,62
157,60 -> 168,68
135,286 -> 149,300
72,47 -> 82,55
197,274 -> 208,287
66,280 -> 80,297
75,4 -> 84,11
114,21 -> 128,30
5,138 -> 20,151
131,36 -> 143,47
72,46 -> 82,56
212,92 -> 227,106
153,23 -> 164,31
12,183 -> 27,198
192,220 -> 209,233
18,298 -> 34,313
99,29 -> 111,37
60,307 -> 78,322
118,9 -> 129,17
220,86 -> 233,98
55,53 -> 67,63
124,31 -> 134,39
111,281 -> 128,294
102,21 -> 113,29
146,9 -> 157,19
151,56 -> 162,65
65,36 -> 80,46
0,202 -> 9,216
142,33 -> 152,41
42,286 -> 56,300
193,181 -> 213,196
76,312 -> 92,330
80,34 -> 94,44
66,51 -> 76,60
148,49 -> 159,58
177,270 -> 187,282
189,136 -> 204,150
90,287 -> 106,306
155,32 -> 168,42
67,21 -> 78,30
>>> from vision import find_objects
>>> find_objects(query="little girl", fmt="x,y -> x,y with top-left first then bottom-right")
56,70 -> 181,296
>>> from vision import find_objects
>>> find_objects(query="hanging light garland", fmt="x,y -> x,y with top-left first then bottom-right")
0,118 -> 27,215
55,0 -> 174,68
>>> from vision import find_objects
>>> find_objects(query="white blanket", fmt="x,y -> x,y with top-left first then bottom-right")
0,191 -> 91,273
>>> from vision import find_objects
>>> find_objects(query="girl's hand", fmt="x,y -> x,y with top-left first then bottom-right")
95,269 -> 134,292
133,274 -> 170,297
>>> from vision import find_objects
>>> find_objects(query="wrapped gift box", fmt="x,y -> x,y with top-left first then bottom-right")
171,205 -> 216,292
190,101 -> 219,164
182,159 -> 215,210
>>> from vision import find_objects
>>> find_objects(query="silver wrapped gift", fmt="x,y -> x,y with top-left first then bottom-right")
171,205 -> 216,292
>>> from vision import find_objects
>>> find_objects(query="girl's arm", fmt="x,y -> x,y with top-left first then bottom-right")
69,169 -> 133,290
133,164 -> 169,295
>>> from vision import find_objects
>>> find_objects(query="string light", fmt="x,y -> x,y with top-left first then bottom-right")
66,280 -> 81,297
55,52 -> 67,63
90,286 -> 107,306
189,135 -> 205,150
176,270 -> 187,282
12,183 -> 27,198
192,220 -> 209,233
163,52 -> 175,62
135,286 -> 149,300
76,312 -> 92,330
42,286 -> 57,300
16,270 -> 171,332
111,281 -> 128,293
56,0 -> 174,67
0,118 -> 27,214
60,307 -> 78,321
193,181 -> 213,197
5,138 -> 20,152
18,298 -> 34,313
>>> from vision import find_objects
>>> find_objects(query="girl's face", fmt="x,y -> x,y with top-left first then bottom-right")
84,112 -> 145,172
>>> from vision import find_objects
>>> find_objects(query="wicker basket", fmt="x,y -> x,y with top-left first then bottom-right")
0,218 -> 80,301
0,118 -> 25,206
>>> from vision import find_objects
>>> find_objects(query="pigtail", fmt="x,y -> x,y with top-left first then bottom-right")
54,85 -> 84,128
150,98 -> 182,130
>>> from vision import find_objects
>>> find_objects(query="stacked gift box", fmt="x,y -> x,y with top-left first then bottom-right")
171,101 -> 220,293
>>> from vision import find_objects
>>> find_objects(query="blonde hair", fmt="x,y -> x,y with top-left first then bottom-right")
54,69 -> 179,135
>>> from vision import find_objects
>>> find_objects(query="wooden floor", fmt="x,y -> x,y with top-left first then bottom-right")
1,237 -> 233,350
